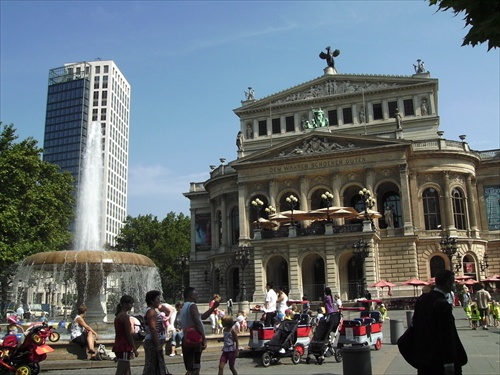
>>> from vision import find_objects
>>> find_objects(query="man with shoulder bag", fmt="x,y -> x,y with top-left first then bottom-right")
398,270 -> 467,374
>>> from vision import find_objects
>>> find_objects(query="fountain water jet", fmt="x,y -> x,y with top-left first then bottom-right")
17,122 -> 162,328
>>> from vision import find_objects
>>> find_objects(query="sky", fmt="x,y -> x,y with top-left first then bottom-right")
1,1 -> 499,219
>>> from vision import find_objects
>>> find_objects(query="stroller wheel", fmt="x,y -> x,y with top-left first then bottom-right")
334,348 -> 342,363
29,363 -> 40,375
49,331 -> 60,343
261,352 -> 271,367
305,357 -> 311,364
15,366 -> 31,375
317,356 -> 324,365
374,338 -> 382,350
291,348 -> 301,365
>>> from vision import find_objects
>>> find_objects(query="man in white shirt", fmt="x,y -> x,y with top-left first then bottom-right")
263,282 -> 277,326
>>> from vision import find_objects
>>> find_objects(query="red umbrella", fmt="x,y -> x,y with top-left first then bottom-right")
402,278 -> 429,286
369,280 -> 396,288
369,280 -> 396,297
461,279 -> 478,285
402,278 -> 429,296
482,276 -> 500,283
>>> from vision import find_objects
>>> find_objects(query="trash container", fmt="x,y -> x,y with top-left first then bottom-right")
405,310 -> 414,328
342,345 -> 372,375
390,319 -> 404,344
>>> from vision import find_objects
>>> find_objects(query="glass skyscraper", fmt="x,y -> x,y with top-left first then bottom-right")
43,60 -> 130,247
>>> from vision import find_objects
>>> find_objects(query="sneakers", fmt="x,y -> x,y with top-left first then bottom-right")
169,353 -> 176,357
279,348 -> 286,354
483,326 -> 489,330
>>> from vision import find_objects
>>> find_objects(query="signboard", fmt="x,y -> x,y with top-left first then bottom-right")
195,213 -> 211,251
484,185 -> 500,231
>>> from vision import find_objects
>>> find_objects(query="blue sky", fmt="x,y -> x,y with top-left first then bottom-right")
1,1 -> 498,219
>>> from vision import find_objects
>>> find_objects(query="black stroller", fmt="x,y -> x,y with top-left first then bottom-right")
260,319 -> 306,367
305,312 -> 343,365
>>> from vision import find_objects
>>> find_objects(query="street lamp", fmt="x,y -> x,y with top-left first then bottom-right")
321,191 -> 334,221
352,239 -> 370,297
359,188 -> 376,232
480,254 -> 489,272
177,255 -> 189,294
285,194 -> 298,226
265,205 -> 276,216
251,198 -> 264,228
235,245 -> 253,301
440,236 -> 458,271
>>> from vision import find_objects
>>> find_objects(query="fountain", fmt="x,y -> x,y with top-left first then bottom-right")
17,122 -> 162,329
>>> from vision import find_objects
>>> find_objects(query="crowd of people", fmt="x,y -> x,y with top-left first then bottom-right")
59,276 -> 497,375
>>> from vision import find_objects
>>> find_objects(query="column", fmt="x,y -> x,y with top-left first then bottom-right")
269,179 -> 277,208
442,171 -> 455,232
190,208 -> 196,258
221,195 -> 228,247
251,244 -> 265,302
210,201 -> 216,249
299,175 -> 309,211
237,182 -> 250,242
466,174 -> 479,238
288,242 -> 301,301
399,164 -> 415,235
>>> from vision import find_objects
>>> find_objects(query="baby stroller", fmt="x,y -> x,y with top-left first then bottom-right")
0,323 -> 56,375
306,312 -> 343,365
260,319 -> 306,367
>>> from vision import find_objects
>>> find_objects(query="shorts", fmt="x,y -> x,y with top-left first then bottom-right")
182,344 -> 202,371
479,308 -> 488,318
114,352 -> 134,361
71,331 -> 88,347
220,351 -> 237,366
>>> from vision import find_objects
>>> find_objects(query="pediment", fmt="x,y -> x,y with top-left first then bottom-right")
235,73 -> 436,114
231,131 -> 410,166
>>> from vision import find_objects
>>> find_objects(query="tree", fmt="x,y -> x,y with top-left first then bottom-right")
0,123 -> 75,309
110,212 -> 191,302
429,0 -> 500,50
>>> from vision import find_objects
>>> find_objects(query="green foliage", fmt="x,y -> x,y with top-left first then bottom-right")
110,212 -> 191,302
0,123 -> 75,305
429,0 -> 500,50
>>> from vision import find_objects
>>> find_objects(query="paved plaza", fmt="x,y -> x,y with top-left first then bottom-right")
41,308 -> 499,374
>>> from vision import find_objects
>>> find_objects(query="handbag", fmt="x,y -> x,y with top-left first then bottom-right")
183,326 -> 203,348
397,325 -> 418,368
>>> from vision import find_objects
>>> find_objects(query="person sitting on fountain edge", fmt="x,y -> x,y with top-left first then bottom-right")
70,305 -> 99,360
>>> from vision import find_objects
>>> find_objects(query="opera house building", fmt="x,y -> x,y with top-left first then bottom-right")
184,58 -> 499,304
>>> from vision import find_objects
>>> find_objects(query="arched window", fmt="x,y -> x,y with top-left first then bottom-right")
381,192 -> 401,228
452,188 -> 466,230
230,207 -> 239,245
430,256 -> 445,277
422,188 -> 441,230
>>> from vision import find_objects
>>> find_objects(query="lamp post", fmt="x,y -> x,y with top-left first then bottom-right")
177,255 -> 189,295
321,191 -> 334,222
265,205 -> 276,216
352,239 -> 370,297
440,236 -> 458,271
480,254 -> 489,272
359,188 -> 376,232
44,281 -> 57,318
251,198 -> 264,228
235,245 -> 253,301
285,194 -> 298,226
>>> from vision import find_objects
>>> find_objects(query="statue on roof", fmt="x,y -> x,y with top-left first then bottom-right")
244,87 -> 255,101
303,108 -> 329,129
319,46 -> 340,69
413,59 -> 426,74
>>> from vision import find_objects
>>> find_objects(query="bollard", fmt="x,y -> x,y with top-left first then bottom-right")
390,319 -> 404,344
342,345 -> 372,375
405,310 -> 414,328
